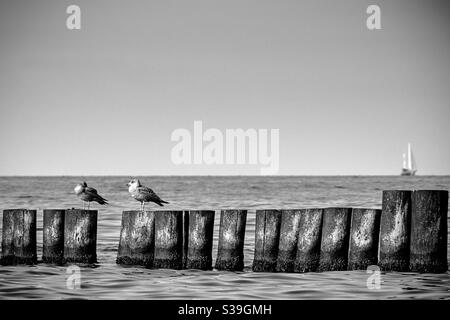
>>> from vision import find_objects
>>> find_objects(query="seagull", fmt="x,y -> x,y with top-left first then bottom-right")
74,181 -> 108,209
127,178 -> 169,211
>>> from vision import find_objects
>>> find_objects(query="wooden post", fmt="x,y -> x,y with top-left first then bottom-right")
186,210 -> 215,270
379,190 -> 412,271
153,210 -> 183,269
64,209 -> 97,264
410,190 -> 448,273
348,208 -> 381,270
116,211 -> 155,267
215,209 -> 247,271
294,208 -> 323,272
43,209 -> 65,264
277,209 -> 301,272
252,209 -> 282,272
1,209 -> 37,265
318,207 -> 352,271
182,210 -> 189,268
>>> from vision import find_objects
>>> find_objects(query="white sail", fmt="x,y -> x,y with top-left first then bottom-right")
407,143 -> 412,170
402,153 -> 407,169
411,147 -> 417,171
401,143 -> 417,175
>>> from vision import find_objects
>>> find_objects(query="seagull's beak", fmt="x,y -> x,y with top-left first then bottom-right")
126,183 -> 130,186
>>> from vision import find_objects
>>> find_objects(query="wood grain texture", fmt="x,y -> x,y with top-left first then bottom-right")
43,209 -> 65,264
215,209 -> 247,271
348,208 -> 381,270
186,210 -> 215,270
1,209 -> 37,265
379,190 -> 411,271
64,209 -> 97,264
294,208 -> 323,272
153,210 -> 183,269
318,207 -> 352,271
410,190 -> 448,273
252,209 -> 282,272
116,211 -> 155,267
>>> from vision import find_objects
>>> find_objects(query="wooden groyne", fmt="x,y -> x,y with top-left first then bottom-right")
379,190 -> 412,271
317,207 -> 352,271
153,210 -> 184,269
116,210 -> 155,267
252,209 -> 282,272
1,209 -> 37,265
1,209 -> 97,265
294,208 -> 323,272
42,209 -> 65,264
0,190 -> 448,273
277,209 -> 301,272
410,190 -> 448,273
186,210 -> 215,270
63,209 -> 97,264
215,209 -> 247,271
348,208 -> 381,270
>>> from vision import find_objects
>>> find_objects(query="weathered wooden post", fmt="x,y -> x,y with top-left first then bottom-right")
186,210 -> 215,270
182,210 -> 189,268
1,209 -> 37,265
410,190 -> 448,273
348,208 -> 381,270
153,210 -> 184,269
215,209 -> 247,271
294,208 -> 323,272
43,209 -> 65,264
318,207 -> 352,271
277,209 -> 302,272
64,209 -> 97,264
116,211 -> 155,267
379,190 -> 412,271
252,209 -> 282,272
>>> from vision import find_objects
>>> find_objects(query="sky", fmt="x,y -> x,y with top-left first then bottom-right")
0,0 -> 449,175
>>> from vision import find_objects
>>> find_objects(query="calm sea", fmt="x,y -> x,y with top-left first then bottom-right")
0,176 -> 448,300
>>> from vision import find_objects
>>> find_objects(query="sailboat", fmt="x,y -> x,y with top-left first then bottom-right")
401,143 -> 417,176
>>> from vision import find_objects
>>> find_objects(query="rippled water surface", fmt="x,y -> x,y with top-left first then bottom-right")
0,176 -> 449,299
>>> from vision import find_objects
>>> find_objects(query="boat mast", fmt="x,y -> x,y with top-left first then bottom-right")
407,143 -> 412,170
411,145 -> 417,172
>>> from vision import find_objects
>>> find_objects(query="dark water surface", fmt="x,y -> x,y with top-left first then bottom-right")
0,176 -> 449,299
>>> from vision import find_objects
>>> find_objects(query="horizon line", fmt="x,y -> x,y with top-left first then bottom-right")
1,174 -> 449,177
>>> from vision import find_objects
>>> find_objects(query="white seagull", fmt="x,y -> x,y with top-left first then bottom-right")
127,178 -> 169,211
74,181 -> 108,209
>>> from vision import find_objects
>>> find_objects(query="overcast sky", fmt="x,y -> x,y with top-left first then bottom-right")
0,0 -> 449,175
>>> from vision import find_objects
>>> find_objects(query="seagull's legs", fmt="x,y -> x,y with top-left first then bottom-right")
143,202 -> 146,212
88,202 -> 90,210
83,201 -> 85,210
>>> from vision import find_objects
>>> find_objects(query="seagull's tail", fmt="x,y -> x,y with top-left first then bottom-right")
96,196 -> 108,205
156,199 -> 169,206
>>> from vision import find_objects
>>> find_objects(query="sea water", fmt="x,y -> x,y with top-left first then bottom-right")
0,176 -> 448,299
